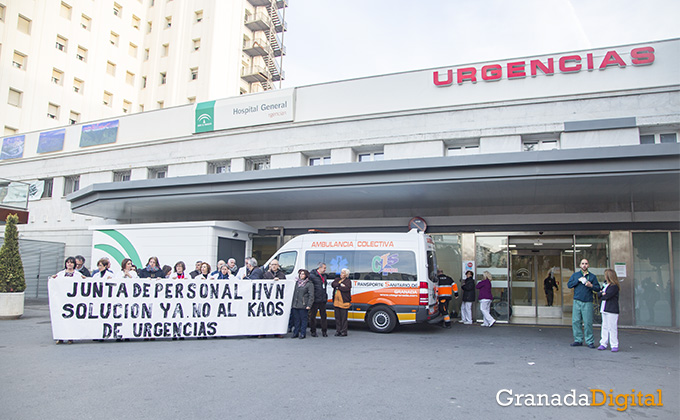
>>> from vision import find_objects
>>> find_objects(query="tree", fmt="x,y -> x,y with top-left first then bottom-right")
0,214 -> 26,293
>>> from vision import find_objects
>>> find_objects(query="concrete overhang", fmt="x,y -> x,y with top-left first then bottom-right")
68,144 -> 680,231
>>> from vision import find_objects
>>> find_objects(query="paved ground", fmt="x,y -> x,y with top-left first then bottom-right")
1,304 -> 678,420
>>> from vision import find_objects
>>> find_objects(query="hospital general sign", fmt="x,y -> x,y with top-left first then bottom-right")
433,46 -> 655,87
194,89 -> 295,134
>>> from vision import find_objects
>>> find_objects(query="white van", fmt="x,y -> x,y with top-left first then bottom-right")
264,229 -> 439,333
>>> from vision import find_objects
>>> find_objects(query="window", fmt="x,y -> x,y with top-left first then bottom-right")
103,91 -> 113,107
139,104 -> 145,112
148,166 -> 167,179
55,35 -> 67,52
110,32 -> 119,46
132,14 -> 140,29
0,4 -> 5,21
113,3 -> 122,17
246,156 -> 270,171
305,250 -> 417,281
522,139 -> 558,151
60,2 -> 72,20
160,72 -> 166,85
190,67 -> 198,81
4,126 -> 18,136
147,21 -> 152,33
141,76 -> 147,88
162,43 -> 169,56
123,100 -> 131,113
40,178 -> 54,199
106,61 -> 116,76
144,48 -> 150,60
73,78 -> 84,94
187,96 -> 196,104
126,71 -> 135,85
660,133 -> 678,143
358,152 -> 384,162
76,45 -> 87,62
17,15 -> 31,34
195,10 -> 203,23
63,175 -> 80,195
12,51 -> 26,69
129,42 -> 138,57
165,16 -> 172,28
81,14 -> 91,30
208,161 -> 230,174
309,156 -> 331,166
447,145 -> 479,156
47,103 -> 60,120
192,38 -> 201,51
113,170 -> 131,182
8,88 -> 22,107
640,133 -> 678,144
157,100 -> 164,109
69,111 -> 80,125
51,68 -> 63,85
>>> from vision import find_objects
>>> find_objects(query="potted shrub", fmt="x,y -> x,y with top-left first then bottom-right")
0,214 -> 26,319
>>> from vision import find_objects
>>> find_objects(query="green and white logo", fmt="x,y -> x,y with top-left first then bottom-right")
195,101 -> 216,133
94,230 -> 142,268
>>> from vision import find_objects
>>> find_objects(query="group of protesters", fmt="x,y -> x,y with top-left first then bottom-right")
53,255 -> 349,339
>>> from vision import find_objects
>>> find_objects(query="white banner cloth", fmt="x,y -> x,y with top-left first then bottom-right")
48,277 -> 294,341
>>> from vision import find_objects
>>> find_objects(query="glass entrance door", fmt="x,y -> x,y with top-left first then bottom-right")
509,236 -> 575,319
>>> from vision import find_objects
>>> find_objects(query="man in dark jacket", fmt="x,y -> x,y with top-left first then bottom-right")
245,258 -> 265,280
75,255 -> 91,277
189,261 -> 202,279
308,263 -> 328,337
262,259 -> 286,280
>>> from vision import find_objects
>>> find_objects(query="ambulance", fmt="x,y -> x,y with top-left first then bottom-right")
264,229 -> 440,333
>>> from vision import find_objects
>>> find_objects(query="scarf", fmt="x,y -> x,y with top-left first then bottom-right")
297,276 -> 308,287
146,265 -> 160,272
217,272 -> 229,279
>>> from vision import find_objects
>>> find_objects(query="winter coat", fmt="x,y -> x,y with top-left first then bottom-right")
292,279 -> 315,309
309,269 -> 328,303
462,277 -> 476,302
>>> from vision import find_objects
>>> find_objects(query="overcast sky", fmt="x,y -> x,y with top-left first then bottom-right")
278,0 -> 680,88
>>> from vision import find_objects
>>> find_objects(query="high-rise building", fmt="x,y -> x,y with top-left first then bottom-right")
0,0 -> 288,134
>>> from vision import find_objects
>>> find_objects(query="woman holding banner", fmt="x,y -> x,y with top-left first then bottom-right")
91,258 -> 115,280
170,261 -> 188,280
195,262 -> 212,280
120,258 -> 139,278
51,257 -> 84,345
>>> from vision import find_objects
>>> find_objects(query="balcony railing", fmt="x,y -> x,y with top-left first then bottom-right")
243,39 -> 272,57
244,12 -> 272,31
241,65 -> 271,83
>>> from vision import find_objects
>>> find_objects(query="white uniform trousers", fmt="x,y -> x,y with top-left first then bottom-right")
599,311 -> 619,348
479,299 -> 495,326
461,301 -> 473,324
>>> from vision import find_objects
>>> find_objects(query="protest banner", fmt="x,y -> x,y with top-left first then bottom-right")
48,277 -> 294,340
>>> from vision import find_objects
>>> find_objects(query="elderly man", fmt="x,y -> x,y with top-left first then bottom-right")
227,258 -> 238,276
263,259 -> 286,281
568,259 -> 601,348
244,258 -> 264,280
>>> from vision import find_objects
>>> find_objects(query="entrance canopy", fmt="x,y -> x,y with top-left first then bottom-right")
68,144 -> 680,232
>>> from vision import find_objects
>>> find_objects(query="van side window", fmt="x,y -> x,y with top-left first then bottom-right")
306,250 -> 417,281
275,251 -> 297,275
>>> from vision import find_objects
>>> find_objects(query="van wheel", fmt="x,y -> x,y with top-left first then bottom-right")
367,306 -> 397,333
